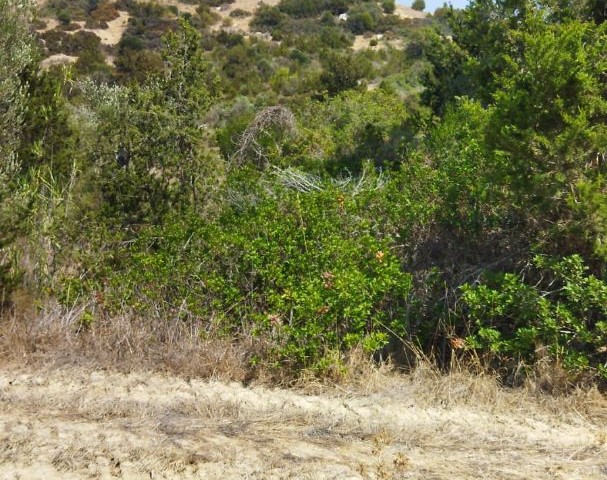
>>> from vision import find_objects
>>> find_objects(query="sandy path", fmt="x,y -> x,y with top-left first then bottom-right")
1,365 -> 606,479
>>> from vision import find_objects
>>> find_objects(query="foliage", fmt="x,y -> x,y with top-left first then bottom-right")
345,3 -> 382,34
78,19 -> 222,226
462,255 -> 607,380
423,98 -> 500,233
250,5 -> 287,32
60,170 -> 414,370
319,51 -> 371,96
7,0 -> 607,384
485,18 -> 607,216
0,0 -> 36,297
382,0 -> 396,14
411,0 -> 425,11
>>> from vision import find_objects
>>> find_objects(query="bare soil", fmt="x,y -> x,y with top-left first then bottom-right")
393,5 -> 427,20
1,363 -> 606,479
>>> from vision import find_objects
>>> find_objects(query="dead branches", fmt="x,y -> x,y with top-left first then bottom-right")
232,106 -> 296,168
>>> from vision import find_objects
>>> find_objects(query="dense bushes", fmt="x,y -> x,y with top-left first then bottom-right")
3,0 -> 607,385
77,179 -> 412,370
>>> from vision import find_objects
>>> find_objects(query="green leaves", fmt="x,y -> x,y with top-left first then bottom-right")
320,51 -> 371,96
0,0 -> 36,296
209,186 -> 412,368
62,172 -> 416,371
78,19 -> 222,226
462,255 -> 607,379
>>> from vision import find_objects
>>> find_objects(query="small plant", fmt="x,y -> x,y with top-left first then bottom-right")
382,0 -> 396,14
57,9 -> 71,25
197,4 -> 221,27
90,0 -> 119,22
229,8 -> 251,18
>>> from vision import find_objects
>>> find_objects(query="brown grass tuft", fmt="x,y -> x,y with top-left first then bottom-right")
0,304 -> 258,381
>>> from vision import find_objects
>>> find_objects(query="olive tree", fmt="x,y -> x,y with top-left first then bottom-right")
0,0 -> 36,297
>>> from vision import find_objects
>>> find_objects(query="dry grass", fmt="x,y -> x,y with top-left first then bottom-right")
1,307 -> 607,479
0,305 -> 255,381
0,356 -> 606,479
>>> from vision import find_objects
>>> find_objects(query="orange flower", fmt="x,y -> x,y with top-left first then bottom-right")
450,337 -> 466,350
322,271 -> 334,289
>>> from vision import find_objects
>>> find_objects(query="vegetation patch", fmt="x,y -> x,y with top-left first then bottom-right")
2,0 -> 607,388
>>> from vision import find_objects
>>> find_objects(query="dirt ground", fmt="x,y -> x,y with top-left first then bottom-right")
1,364 -> 606,480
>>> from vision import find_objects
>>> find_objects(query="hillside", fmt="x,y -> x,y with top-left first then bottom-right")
35,0 -> 429,70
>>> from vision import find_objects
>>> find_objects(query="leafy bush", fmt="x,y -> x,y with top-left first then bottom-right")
250,5 -> 287,32
278,0 -> 348,18
345,9 -> 376,34
57,9 -> 71,24
320,52 -> 371,96
411,0 -> 425,12
66,174 -> 413,370
382,0 -> 395,14
79,20 -> 220,225
196,4 -> 221,28
0,0 -> 37,299
462,255 -> 607,380
229,8 -> 251,18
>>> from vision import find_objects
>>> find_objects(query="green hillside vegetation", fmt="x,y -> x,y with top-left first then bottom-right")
2,0 -> 607,387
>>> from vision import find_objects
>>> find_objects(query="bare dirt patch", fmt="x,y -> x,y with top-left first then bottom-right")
35,17 -> 59,33
82,10 -> 130,46
352,34 -> 405,51
393,5 -> 428,20
1,363 -> 605,479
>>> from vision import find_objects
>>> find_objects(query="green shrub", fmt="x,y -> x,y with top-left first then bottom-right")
346,10 -> 375,34
411,0 -> 425,12
461,255 -> 607,380
196,4 -> 220,27
73,176 -> 413,371
382,0 -> 395,14
320,52 -> 371,96
229,8 -> 251,18
250,5 -> 286,32
0,0 -> 37,299
57,9 -> 71,24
